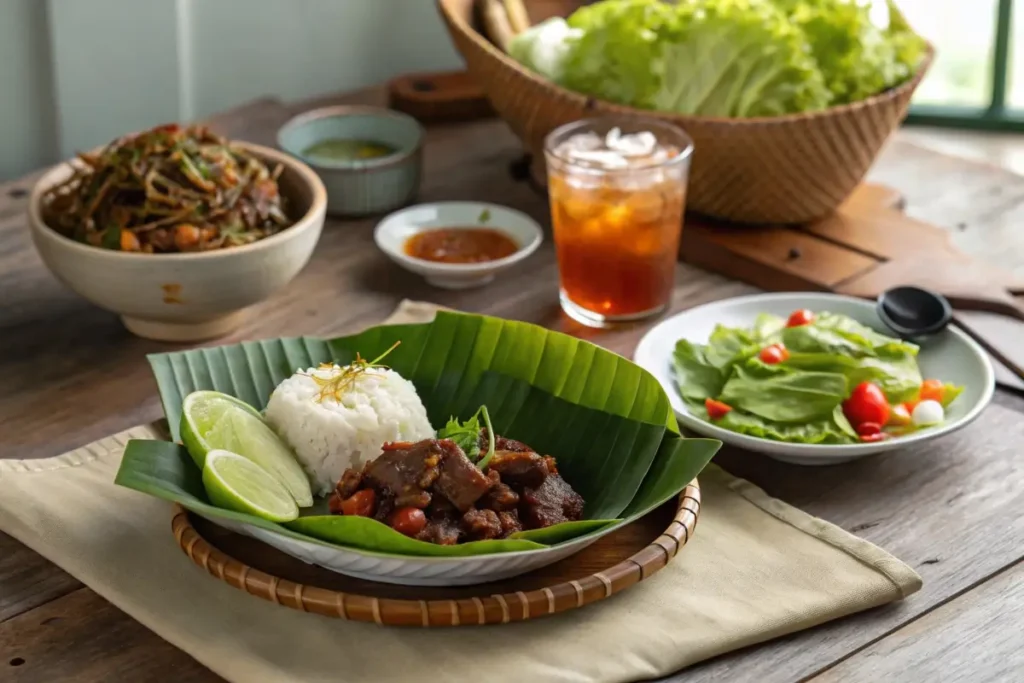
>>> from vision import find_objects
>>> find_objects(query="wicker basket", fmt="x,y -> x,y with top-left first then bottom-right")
437,0 -> 933,224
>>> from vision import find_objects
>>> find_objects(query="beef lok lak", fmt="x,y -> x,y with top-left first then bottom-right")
327,431 -> 585,546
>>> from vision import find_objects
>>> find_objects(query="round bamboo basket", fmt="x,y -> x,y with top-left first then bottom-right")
171,481 -> 700,627
437,0 -> 933,224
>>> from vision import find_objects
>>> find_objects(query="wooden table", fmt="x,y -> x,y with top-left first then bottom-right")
2,88 -> 1024,683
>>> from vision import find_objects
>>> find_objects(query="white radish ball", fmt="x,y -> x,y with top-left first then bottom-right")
911,400 -> 944,426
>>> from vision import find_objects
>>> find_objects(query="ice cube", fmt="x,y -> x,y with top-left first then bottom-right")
567,149 -> 629,168
606,127 -> 622,150
557,131 -> 603,155
625,189 -> 666,223
607,130 -> 657,157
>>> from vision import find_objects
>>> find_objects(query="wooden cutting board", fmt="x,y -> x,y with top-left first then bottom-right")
681,184 -> 1024,321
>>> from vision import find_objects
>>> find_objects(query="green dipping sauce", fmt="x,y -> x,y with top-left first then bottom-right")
302,138 -> 399,162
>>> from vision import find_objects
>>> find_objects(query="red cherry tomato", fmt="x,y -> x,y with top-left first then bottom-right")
842,381 -> 891,426
390,507 -> 427,537
855,421 -> 882,437
919,379 -> 945,404
340,489 -> 376,517
705,398 -> 733,420
859,432 -> 890,443
758,343 -> 790,365
786,309 -> 815,327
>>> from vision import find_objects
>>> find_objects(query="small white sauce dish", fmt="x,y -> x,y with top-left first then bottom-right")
374,201 -> 543,290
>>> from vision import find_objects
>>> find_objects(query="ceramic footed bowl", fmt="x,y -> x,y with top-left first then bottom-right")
28,142 -> 327,342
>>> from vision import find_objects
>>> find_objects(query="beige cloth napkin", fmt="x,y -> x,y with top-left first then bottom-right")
0,301 -> 921,683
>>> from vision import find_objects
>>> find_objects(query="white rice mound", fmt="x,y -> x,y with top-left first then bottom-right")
264,365 -> 435,497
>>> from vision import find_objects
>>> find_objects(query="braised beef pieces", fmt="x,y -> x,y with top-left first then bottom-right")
328,434 -> 584,545
488,450 -> 549,489
462,509 -> 503,541
362,439 -> 443,509
520,474 -> 585,528
417,517 -> 462,545
432,439 -> 492,512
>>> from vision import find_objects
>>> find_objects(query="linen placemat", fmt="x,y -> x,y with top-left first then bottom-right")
0,300 -> 921,683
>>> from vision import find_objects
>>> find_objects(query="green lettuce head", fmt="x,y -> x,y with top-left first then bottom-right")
507,0 -> 927,118
771,0 -> 927,105
561,0 -> 831,117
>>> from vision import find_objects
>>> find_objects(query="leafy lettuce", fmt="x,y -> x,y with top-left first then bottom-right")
671,310 -> 955,445
772,0 -> 928,105
508,0 -> 927,117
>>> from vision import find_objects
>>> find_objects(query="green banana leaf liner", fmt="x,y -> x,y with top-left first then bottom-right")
115,311 -> 721,557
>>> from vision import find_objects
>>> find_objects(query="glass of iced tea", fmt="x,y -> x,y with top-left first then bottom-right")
545,118 -> 693,327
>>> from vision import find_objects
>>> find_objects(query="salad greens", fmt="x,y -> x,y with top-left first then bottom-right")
673,311 -> 964,444
509,0 -> 927,117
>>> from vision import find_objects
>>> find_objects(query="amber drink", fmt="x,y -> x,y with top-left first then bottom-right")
545,118 -> 693,326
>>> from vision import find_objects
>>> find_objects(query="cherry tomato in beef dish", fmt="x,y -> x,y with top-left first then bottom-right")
390,507 -> 427,537
758,343 -> 790,365
842,381 -> 891,426
855,421 -> 882,437
919,379 -> 945,404
705,398 -> 733,420
786,309 -> 815,327
340,489 -> 376,517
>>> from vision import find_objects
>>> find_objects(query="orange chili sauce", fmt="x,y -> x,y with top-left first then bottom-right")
404,228 -> 519,264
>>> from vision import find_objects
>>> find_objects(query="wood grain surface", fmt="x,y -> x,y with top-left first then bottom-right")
812,559 -> 1024,682
2,87 -> 1024,682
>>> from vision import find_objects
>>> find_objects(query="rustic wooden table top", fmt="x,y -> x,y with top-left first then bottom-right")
2,87 -> 1024,683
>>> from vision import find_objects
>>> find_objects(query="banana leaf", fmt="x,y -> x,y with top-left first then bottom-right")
116,310 -> 721,557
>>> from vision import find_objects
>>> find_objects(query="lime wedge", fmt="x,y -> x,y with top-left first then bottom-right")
181,391 -> 314,507
202,449 -> 299,523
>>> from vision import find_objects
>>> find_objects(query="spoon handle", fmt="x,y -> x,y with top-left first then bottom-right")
952,316 -> 1024,389
944,295 -> 1024,323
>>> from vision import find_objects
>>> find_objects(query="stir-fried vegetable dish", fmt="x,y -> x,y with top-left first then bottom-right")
41,123 -> 291,253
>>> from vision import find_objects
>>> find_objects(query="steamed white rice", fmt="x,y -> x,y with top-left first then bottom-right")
264,365 -> 435,496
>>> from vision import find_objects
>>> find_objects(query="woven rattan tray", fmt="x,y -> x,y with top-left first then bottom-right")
171,480 -> 700,627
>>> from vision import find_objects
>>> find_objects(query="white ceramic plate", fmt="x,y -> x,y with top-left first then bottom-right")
634,292 -> 995,465
201,514 -> 618,587
374,201 -> 543,289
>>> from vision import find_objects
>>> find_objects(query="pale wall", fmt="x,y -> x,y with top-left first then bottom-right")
0,0 -> 462,181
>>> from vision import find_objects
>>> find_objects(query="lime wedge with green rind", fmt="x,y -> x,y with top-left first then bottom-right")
181,390 -> 313,507
202,449 -> 299,523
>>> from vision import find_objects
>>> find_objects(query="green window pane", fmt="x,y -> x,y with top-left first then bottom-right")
1006,1 -> 1024,108
901,0 -> 997,108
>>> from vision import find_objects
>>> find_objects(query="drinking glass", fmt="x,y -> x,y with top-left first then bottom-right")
544,117 -> 693,327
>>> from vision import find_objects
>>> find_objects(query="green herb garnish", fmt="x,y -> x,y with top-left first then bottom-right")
437,404 -> 495,468
477,209 -> 491,224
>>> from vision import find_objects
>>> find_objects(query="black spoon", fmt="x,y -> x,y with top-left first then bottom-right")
877,286 -> 953,342
877,285 -> 1024,392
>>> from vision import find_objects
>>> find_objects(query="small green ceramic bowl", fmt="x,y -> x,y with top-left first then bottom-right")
277,105 -> 424,217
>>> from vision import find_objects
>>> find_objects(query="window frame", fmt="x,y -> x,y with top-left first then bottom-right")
905,0 -> 1019,130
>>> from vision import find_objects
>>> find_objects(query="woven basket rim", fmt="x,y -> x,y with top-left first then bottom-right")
171,481 -> 702,626
437,0 -> 935,126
